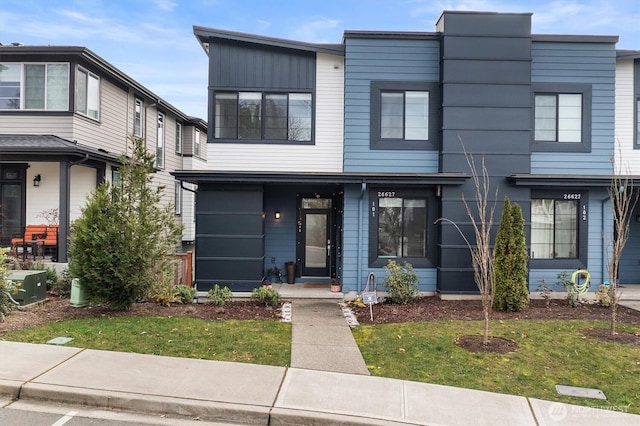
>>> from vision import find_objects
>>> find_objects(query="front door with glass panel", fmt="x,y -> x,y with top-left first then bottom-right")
300,197 -> 332,277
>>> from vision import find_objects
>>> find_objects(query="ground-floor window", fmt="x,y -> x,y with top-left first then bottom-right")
530,198 -> 577,259
369,188 -> 435,268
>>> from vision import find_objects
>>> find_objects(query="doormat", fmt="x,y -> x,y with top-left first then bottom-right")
303,283 -> 331,288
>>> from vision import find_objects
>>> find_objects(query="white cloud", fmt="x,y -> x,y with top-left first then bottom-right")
289,16 -> 342,43
155,0 -> 177,12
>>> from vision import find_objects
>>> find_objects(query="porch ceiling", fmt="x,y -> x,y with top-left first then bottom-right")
171,170 -> 469,186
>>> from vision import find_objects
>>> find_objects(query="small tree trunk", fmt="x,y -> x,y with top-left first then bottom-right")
483,304 -> 490,345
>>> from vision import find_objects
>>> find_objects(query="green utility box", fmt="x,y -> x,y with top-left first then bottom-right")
7,270 -> 47,306
70,278 -> 88,307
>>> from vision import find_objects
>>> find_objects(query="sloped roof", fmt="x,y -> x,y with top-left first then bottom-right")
0,134 -> 121,163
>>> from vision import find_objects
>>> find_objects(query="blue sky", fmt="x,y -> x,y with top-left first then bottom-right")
1,0 -> 638,119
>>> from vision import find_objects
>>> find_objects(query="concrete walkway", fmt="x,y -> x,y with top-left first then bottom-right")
290,299 -> 369,375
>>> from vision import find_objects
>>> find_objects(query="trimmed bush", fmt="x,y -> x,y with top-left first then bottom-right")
207,284 -> 233,306
381,260 -> 420,304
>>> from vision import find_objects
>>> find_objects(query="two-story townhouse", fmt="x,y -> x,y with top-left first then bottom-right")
615,50 -> 640,284
176,11 -> 631,296
0,45 -> 207,262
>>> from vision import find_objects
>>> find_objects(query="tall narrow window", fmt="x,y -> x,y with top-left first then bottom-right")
530,199 -> 578,259
156,112 -> 165,168
636,98 -> 640,145
77,68 -> 100,119
215,93 -> 238,138
175,182 -> 182,215
238,92 -> 261,139
134,98 -> 143,137
194,128 -> 200,157
175,122 -> 182,153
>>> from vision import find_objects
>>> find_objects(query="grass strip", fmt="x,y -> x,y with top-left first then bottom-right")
352,319 -> 640,414
3,316 -> 291,366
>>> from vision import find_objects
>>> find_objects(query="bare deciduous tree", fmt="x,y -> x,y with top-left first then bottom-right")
606,156 -> 638,335
437,141 -> 498,345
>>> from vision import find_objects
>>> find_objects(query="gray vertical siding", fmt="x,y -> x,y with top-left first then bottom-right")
531,42 -> 616,175
438,12 -> 533,294
343,37 -> 440,173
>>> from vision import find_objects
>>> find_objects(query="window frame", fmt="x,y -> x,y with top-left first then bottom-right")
212,90 -> 314,145
531,83 -> 591,153
370,81 -> 440,150
634,60 -> 640,148
368,188 -> 437,268
174,182 -> 182,215
156,112 -> 165,169
0,62 -> 70,111
76,67 -> 100,120
194,128 -> 201,157
175,122 -> 182,154
529,190 -> 588,270
134,97 -> 144,138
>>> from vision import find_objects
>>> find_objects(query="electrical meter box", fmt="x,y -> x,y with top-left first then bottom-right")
7,270 -> 47,306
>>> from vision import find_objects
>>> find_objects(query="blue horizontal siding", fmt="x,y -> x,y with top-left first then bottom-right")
531,41 -> 616,175
344,37 -> 440,174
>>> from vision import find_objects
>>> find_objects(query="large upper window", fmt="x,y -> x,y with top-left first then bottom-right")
77,68 -> 100,119
370,81 -> 439,150
156,112 -> 165,168
381,91 -> 429,140
530,199 -> 577,259
531,83 -> 591,153
214,91 -> 312,142
0,63 -> 69,110
534,94 -> 582,142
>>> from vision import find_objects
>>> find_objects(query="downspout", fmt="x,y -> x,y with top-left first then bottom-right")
602,197 -> 609,285
357,180 -> 367,294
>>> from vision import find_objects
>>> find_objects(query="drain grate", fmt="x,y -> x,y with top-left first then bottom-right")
555,385 -> 606,400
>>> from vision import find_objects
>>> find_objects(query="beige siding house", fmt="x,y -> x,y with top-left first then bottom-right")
0,45 -> 207,262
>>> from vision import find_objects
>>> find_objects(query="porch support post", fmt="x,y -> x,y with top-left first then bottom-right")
58,161 -> 71,263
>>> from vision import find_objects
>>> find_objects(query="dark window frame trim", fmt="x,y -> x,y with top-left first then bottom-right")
529,189 -> 588,270
531,82 -> 592,153
368,187 -> 437,269
211,89 -> 315,145
370,81 -> 440,151
634,60 -> 640,149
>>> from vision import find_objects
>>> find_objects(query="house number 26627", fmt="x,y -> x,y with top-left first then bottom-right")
563,193 -> 581,200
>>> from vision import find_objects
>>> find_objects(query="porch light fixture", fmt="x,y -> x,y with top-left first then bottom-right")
33,174 -> 41,187
275,211 -> 281,220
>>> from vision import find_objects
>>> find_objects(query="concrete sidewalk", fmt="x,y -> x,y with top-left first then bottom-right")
1,340 -> 639,425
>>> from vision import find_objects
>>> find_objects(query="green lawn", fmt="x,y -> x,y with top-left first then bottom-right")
352,319 -> 640,414
4,315 -> 639,414
2,316 -> 291,367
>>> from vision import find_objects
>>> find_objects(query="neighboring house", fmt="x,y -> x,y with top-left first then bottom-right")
175,11 -> 637,295
0,45 -> 207,262
615,50 -> 640,284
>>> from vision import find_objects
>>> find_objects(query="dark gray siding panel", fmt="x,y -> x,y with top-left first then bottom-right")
211,41 -> 315,90
438,12 -> 532,294
195,185 -> 264,291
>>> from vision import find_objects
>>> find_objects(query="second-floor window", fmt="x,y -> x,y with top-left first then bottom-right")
0,62 -> 69,110
156,112 -> 165,168
134,98 -> 143,137
214,91 -> 312,142
175,122 -> 182,154
194,128 -> 201,157
77,68 -> 100,119
381,91 -> 429,140
175,182 -> 182,215
534,93 -> 582,142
